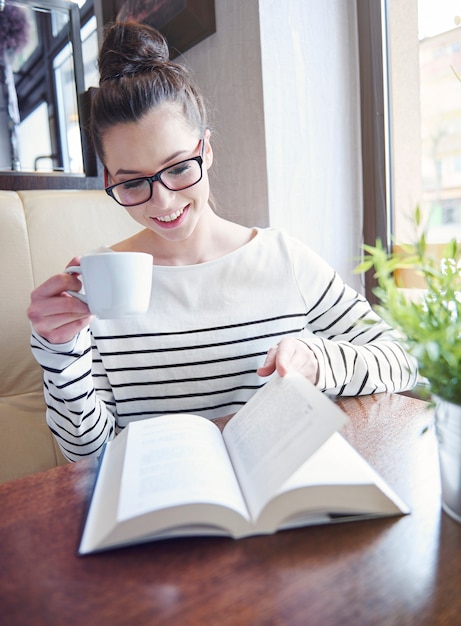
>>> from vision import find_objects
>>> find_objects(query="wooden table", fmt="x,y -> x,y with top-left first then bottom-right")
1,393 -> 460,625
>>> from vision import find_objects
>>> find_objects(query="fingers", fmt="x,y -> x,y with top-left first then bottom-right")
256,344 -> 278,377
273,338 -> 305,377
258,338 -> 319,384
27,272 -> 92,344
65,256 -> 82,270
30,272 -> 81,300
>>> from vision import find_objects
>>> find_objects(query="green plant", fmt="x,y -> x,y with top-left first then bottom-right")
356,207 -> 461,405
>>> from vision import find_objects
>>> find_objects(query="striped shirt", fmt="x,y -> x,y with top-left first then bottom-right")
31,228 -> 418,461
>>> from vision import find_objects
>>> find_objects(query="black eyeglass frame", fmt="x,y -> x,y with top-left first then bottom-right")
104,140 -> 205,207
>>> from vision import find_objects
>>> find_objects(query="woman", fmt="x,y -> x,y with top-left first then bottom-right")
27,21 -> 417,461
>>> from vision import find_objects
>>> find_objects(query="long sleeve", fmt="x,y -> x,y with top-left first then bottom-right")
288,237 -> 418,396
30,328 -> 116,461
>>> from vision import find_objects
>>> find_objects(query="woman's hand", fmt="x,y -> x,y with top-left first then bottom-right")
257,337 -> 319,384
27,258 -> 93,344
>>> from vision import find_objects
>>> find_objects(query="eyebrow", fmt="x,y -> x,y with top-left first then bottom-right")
113,149 -> 190,178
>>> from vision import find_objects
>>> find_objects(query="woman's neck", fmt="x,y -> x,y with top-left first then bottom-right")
114,210 -> 255,266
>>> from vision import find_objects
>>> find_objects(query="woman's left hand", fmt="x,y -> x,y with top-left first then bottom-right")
257,338 -> 319,384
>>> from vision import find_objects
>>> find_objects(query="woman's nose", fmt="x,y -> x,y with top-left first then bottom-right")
149,180 -> 175,208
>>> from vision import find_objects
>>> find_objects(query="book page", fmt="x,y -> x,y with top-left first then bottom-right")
223,373 -> 348,520
256,433 -> 409,531
118,414 -> 250,523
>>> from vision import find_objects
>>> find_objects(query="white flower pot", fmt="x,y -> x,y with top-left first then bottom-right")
435,397 -> 461,523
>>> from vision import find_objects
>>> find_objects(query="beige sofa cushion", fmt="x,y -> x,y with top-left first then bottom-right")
21,189 -> 143,285
0,392 -> 64,482
0,189 -> 142,483
0,191 -> 37,398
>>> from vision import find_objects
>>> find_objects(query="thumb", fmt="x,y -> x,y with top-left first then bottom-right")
257,344 -> 278,377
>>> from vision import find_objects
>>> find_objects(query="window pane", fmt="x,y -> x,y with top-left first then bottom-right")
418,0 -> 461,242
54,42 -> 82,173
389,0 -> 461,246
17,103 -> 52,171
82,16 -> 99,90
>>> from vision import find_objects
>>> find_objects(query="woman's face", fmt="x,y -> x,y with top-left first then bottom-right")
103,106 -> 213,244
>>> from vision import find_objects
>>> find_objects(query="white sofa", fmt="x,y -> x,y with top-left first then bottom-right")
0,189 -> 142,483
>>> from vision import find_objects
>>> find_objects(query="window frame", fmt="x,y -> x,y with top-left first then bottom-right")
356,0 -> 392,303
0,0 -> 102,190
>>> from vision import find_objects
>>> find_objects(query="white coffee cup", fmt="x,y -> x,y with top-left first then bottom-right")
65,252 -> 153,319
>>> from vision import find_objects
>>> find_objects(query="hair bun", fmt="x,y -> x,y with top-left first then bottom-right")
92,20 -> 208,162
99,21 -> 170,83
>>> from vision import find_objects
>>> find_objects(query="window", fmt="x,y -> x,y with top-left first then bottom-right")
418,0 -> 461,243
17,102 -> 52,171
82,15 -> 99,90
387,0 -> 461,247
3,0 -> 96,174
359,0 -> 461,295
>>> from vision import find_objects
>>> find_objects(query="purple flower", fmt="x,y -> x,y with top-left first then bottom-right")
0,5 -> 29,57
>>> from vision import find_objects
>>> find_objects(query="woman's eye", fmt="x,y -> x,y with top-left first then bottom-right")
167,163 -> 190,177
122,179 -> 145,190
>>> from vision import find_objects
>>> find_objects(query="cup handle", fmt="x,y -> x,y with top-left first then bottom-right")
65,266 -> 88,304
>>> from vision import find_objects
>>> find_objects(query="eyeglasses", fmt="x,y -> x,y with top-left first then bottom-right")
105,139 -> 204,207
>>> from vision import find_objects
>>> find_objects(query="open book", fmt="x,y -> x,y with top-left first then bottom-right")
79,373 -> 409,554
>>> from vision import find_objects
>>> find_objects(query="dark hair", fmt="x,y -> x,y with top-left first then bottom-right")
91,21 -> 208,163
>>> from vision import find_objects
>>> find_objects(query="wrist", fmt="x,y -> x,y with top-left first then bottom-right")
295,338 -> 320,385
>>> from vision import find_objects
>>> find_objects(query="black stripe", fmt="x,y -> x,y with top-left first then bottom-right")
47,403 -> 98,429
305,272 -> 336,316
50,368 -> 92,389
356,370 -> 369,395
49,425 -> 109,458
312,297 -> 362,332
104,350 -> 267,373
96,327 -> 305,357
92,312 -> 308,341
47,406 -> 109,443
47,388 -> 94,405
117,399 -> 248,418
115,383 -> 265,404
110,368 -> 257,388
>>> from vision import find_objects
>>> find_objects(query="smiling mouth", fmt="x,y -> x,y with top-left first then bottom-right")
155,207 -> 185,223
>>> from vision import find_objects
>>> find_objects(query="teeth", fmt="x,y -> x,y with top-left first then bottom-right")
156,208 -> 184,223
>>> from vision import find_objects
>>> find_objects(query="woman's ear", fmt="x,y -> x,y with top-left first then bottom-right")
203,129 -> 213,169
